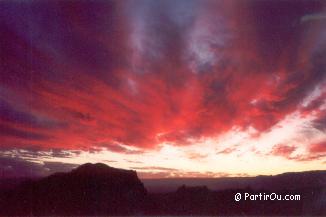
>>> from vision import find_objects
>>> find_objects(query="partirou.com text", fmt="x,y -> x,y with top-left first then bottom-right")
234,192 -> 301,202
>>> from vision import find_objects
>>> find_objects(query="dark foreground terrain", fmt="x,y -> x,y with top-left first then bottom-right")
0,163 -> 325,216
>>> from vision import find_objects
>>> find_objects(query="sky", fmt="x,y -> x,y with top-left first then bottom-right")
0,0 -> 326,179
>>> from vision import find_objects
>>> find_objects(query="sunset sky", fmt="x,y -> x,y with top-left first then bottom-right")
0,0 -> 326,178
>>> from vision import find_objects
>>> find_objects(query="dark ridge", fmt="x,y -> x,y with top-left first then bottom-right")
0,164 -> 325,216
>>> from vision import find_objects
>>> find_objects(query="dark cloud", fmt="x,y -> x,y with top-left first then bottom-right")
0,124 -> 50,141
0,21 -> 49,89
125,160 -> 143,164
103,160 -> 117,163
313,112 -> 326,131
0,147 -> 78,160
60,107 -> 93,122
0,0 -> 128,91
244,0 -> 323,68
0,99 -> 65,129
0,157 -> 45,178
0,156 -> 78,178
42,161 -> 78,174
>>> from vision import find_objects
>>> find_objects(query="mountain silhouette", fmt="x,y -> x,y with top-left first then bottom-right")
143,184 -> 325,216
0,163 -> 147,216
0,163 -> 325,216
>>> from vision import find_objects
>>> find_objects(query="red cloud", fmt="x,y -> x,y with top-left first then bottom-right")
309,142 -> 326,153
0,0 -> 325,162
270,142 -> 326,162
271,144 -> 297,158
